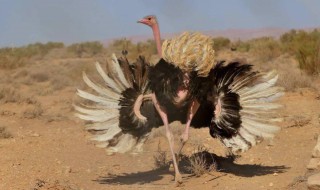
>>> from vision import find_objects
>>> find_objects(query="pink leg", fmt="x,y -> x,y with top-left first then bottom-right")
178,99 -> 200,155
151,93 -> 182,185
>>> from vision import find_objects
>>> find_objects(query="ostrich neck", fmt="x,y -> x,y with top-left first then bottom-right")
152,24 -> 162,57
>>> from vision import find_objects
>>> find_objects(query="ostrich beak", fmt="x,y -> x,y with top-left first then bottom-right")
137,19 -> 146,24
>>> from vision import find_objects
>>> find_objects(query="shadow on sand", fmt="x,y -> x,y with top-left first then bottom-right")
95,151 -> 289,185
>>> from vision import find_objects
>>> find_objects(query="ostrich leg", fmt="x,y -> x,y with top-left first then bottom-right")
151,93 -> 182,185
177,99 -> 200,155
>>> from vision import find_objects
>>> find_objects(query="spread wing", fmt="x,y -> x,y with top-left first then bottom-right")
202,61 -> 284,153
75,54 -> 162,155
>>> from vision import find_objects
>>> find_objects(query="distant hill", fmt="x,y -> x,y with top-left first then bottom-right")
102,27 -> 318,47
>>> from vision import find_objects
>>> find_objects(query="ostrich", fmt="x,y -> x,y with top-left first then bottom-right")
75,17 -> 284,186
137,15 -> 194,153
137,15 -> 202,182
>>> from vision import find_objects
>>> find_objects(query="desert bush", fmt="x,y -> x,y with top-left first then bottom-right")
109,38 -> 158,61
277,73 -> 313,91
0,42 -> 64,69
186,146 -> 217,177
213,37 -> 231,51
50,75 -> 73,91
280,29 -> 320,75
249,37 -> 282,61
30,72 -> 49,82
23,104 -> 44,119
67,41 -> 104,58
231,40 -> 251,52
0,87 -> 23,103
296,47 -> 320,75
153,141 -> 169,169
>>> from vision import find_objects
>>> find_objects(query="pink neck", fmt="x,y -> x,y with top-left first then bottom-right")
152,24 -> 162,57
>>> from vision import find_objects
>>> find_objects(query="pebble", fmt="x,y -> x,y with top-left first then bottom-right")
269,182 -> 274,187
307,173 -> 320,190
64,166 -> 72,174
307,158 -> 320,170
30,133 -> 40,137
312,135 -> 320,158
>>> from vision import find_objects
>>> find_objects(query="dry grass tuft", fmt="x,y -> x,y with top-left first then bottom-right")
0,87 -> 23,103
30,72 -> 49,82
23,104 -> 44,119
0,126 -> 12,139
153,141 -> 169,169
277,73 -> 314,91
186,146 -> 217,177
286,115 -> 311,128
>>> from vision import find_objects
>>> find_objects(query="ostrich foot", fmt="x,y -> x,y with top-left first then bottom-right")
174,173 -> 183,186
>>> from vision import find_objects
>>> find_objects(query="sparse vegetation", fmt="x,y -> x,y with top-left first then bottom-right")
153,141 -> 169,169
23,104 -> 44,119
67,41 -> 104,58
0,87 -> 23,103
186,146 -> 217,177
280,29 -> 320,75
232,40 -> 251,52
0,42 -> 64,69
213,37 -> 231,51
249,37 -> 282,61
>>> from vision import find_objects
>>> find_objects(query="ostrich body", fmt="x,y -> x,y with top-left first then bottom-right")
75,16 -> 283,186
138,15 -> 200,183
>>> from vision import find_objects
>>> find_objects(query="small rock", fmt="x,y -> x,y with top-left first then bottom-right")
312,135 -> 320,158
269,182 -> 274,187
307,173 -> 320,190
268,139 -> 275,146
307,158 -> 320,170
64,166 -> 72,174
273,173 -> 278,176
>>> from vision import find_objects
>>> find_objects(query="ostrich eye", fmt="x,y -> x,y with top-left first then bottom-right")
148,17 -> 151,20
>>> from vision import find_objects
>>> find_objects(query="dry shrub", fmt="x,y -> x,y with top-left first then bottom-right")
250,53 -> 316,92
153,141 -> 169,169
0,126 -> 12,139
249,37 -> 282,62
32,179 -> 80,190
0,87 -> 23,103
13,69 -> 29,78
30,72 -> 49,82
67,41 -> 104,58
281,29 -> 320,75
186,146 -> 217,177
23,104 -> 43,119
213,37 -> 231,51
277,72 -> 314,91
0,87 -> 40,104
50,75 -> 73,91
286,115 -> 311,128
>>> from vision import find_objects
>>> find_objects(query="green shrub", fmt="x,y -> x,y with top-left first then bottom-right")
249,37 -> 282,61
0,42 -> 64,69
231,40 -> 251,52
67,41 -> 103,57
280,29 -> 320,75
213,37 -> 231,51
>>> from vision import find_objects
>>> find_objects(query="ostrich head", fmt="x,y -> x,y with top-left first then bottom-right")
137,15 -> 158,28
137,15 -> 162,57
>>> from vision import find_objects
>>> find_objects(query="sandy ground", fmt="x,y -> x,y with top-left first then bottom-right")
0,56 -> 320,190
